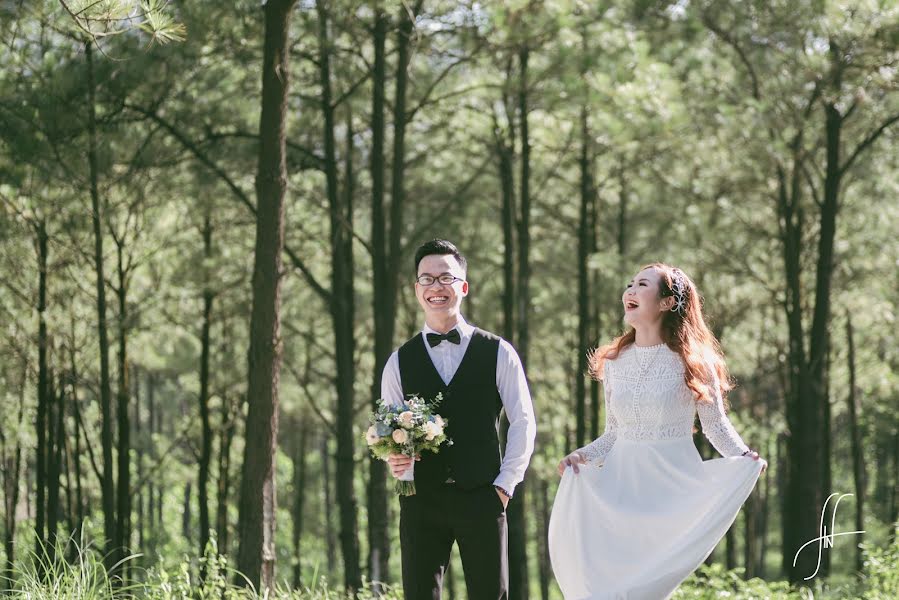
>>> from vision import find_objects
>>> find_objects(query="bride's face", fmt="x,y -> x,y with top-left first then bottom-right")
622,267 -> 673,328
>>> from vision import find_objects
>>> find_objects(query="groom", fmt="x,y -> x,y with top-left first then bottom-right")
381,239 -> 536,599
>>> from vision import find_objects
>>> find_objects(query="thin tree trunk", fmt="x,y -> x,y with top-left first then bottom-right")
494,60 -> 516,343
316,0 -> 361,591
86,40 -> 117,560
217,394 -> 236,556
322,435 -> 337,576
725,523 -> 737,570
114,240 -> 132,570
367,6 -> 391,588
34,217 -> 49,560
2,369 -> 26,591
575,101 -> 592,449
757,436 -> 771,579
134,365 -> 144,550
183,482 -> 192,543
47,381 -> 65,553
537,478 -> 550,600
69,334 -> 85,542
387,0 -> 423,290
588,151 -> 601,439
292,417 -> 309,589
147,371 -> 155,536
509,45 -> 531,600
616,172 -> 628,273
234,0 -> 295,589
743,489 -> 758,578
890,430 -> 899,544
198,210 -> 214,565
156,394 -> 163,532
845,313 -> 865,573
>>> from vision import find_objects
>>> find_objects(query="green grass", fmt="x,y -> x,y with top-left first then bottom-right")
674,541 -> 899,600
4,534 -> 896,599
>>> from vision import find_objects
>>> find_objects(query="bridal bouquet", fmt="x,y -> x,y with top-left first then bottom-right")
365,393 -> 451,496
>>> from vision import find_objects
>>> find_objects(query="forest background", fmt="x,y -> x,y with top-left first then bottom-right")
1,0 -> 898,598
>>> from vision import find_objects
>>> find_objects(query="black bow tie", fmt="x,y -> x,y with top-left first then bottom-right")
427,329 -> 461,347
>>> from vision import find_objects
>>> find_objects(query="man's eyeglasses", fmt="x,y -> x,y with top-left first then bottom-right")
416,274 -> 464,286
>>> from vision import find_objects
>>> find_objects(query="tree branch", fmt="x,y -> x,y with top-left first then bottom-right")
124,103 -> 332,303
840,112 -> 899,176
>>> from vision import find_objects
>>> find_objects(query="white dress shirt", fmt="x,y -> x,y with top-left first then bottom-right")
380,316 -> 536,496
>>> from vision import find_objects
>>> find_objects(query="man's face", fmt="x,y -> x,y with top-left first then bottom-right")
414,254 -> 469,320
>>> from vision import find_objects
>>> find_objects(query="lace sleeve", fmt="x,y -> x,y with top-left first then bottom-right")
576,375 -> 618,466
696,369 -> 750,458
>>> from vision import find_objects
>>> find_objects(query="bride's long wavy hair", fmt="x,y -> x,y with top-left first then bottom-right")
588,263 -> 732,405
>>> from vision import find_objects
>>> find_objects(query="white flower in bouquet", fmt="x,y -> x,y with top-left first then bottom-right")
435,415 -> 445,428
399,411 -> 415,429
424,421 -> 443,441
392,429 -> 409,444
365,426 -> 380,446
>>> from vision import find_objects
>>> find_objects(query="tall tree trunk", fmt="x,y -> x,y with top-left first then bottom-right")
846,313 -> 865,573
47,381 -> 65,552
2,370 -> 26,591
34,217 -> 49,560
156,380 -> 163,530
316,0 -> 361,591
616,172 -> 628,274
234,0 -> 295,589
804,92 -> 844,580
743,490 -> 758,578
509,45 -> 531,600
198,210 -> 215,565
114,241 -> 131,570
183,482 -> 192,542
321,434 -> 337,577
758,437 -> 772,578
725,524 -> 736,570
291,417 -> 309,589
536,478 -> 550,600
588,152 -> 601,439
134,365 -> 144,549
494,61 -> 516,343
890,430 -> 899,544
68,331 -> 85,543
387,0 -> 422,290
86,40 -> 117,560
147,372 -> 155,536
217,394 -> 236,556
575,102 -> 592,449
778,151 -> 812,579
366,2 -> 424,582
367,6 -> 391,588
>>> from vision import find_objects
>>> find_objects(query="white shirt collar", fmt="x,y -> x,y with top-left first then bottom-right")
422,315 -> 474,340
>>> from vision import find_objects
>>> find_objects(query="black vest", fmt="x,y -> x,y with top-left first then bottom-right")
398,328 -> 503,490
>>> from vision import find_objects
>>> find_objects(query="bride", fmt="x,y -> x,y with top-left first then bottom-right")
549,263 -> 767,600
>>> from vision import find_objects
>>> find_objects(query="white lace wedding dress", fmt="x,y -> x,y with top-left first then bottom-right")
548,343 -> 763,600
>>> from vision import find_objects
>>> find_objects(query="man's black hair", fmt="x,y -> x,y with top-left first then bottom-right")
414,239 -> 467,274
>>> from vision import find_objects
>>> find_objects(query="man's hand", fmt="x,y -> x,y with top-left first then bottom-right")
387,453 -> 419,478
557,450 -> 587,476
495,487 -> 509,509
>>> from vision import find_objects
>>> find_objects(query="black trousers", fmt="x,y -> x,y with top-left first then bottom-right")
399,482 -> 508,600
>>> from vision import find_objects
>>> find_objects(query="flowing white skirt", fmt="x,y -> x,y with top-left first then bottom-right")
548,437 -> 762,600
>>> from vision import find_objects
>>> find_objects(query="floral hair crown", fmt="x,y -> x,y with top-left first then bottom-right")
668,269 -> 688,315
